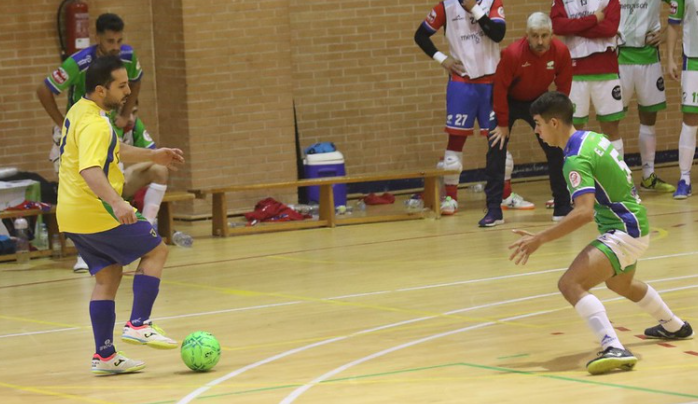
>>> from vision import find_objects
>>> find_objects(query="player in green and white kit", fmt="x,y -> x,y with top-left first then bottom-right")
668,0 -> 698,198
510,92 -> 692,375
619,0 -> 675,193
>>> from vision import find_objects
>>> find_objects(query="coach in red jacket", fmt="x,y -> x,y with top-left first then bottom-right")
484,12 -> 573,224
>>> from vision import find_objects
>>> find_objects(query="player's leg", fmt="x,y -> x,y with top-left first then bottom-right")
123,163 -> 169,224
633,63 -> 674,192
482,111 -> 508,226
675,65 -> 698,198
570,80 -> 591,131
498,99 -> 534,212
591,78 -> 625,155
605,271 -> 693,340
557,242 -> 637,375
121,225 -> 177,349
440,80 -> 475,215
66,231 -> 145,374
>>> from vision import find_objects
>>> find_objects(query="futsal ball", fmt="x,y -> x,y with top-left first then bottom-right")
181,331 -> 221,372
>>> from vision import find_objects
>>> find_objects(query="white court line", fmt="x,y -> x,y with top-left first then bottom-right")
280,284 -> 698,404
3,251 -> 698,340
177,282 -> 698,404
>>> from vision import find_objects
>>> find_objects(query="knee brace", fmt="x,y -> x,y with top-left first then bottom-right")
442,151 -> 463,185
505,150 -> 514,181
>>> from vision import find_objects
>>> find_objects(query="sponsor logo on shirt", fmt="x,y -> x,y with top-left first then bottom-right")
620,2 -> 648,15
657,77 -> 665,91
547,61 -> 555,69
522,62 -> 531,68
452,15 -> 465,22
52,67 -> 69,84
569,171 -> 582,188
498,6 -> 504,18
427,9 -> 437,24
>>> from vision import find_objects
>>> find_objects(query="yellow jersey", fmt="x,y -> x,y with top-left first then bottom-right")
57,97 -> 126,233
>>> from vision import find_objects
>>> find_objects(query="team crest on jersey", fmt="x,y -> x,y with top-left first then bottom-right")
498,7 -> 504,18
657,77 -> 665,91
669,1 -> 678,15
52,67 -> 69,84
547,61 -> 555,70
427,10 -> 437,24
569,171 -> 582,188
612,85 -> 622,101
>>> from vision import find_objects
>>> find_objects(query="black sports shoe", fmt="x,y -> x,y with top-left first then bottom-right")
586,347 -> 638,375
644,322 -> 694,340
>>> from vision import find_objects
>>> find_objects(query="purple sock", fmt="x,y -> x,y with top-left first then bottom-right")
90,300 -> 116,358
129,274 -> 160,327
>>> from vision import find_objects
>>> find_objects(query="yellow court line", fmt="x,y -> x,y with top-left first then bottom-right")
0,381 -> 113,404
0,314 -> 81,328
160,279 -> 538,328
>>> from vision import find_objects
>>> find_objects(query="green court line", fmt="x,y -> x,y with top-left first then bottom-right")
151,361 -> 698,403
497,353 -> 531,360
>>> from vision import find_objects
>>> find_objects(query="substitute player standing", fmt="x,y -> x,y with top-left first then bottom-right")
619,0 -> 675,193
509,92 -> 692,375
415,0 -> 532,218
668,0 -> 698,199
551,0 -> 627,156
57,55 -> 184,374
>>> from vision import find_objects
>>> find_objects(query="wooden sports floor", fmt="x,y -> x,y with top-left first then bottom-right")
1,166 -> 697,404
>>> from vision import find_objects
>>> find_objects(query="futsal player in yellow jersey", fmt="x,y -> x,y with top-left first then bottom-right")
57,55 -> 185,375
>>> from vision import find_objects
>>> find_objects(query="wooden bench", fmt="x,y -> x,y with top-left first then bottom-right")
156,191 -> 196,245
191,169 -> 459,237
0,206 -> 77,262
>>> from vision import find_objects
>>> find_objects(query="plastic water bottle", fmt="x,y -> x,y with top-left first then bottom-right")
35,223 -> 49,250
51,234 -> 62,259
13,217 -> 30,264
354,199 -> 366,212
404,195 -> 424,213
172,231 -> 193,248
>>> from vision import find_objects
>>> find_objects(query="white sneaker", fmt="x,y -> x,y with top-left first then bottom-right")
73,255 -> 89,273
545,199 -> 555,209
122,319 -> 178,349
440,197 -> 458,215
91,351 -> 145,375
500,193 -> 535,210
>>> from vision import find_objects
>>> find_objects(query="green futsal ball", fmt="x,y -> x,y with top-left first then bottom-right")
181,331 -> 221,372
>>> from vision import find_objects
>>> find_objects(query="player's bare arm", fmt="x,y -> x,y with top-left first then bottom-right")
666,24 -> 680,81
509,193 -> 595,265
119,143 -> 185,171
36,83 -> 65,128
80,166 -> 137,225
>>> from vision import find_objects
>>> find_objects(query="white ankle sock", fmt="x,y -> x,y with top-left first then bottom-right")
639,125 -> 656,179
611,139 -> 624,159
575,294 -> 624,350
678,123 -> 698,184
636,285 -> 684,332
143,183 -> 168,224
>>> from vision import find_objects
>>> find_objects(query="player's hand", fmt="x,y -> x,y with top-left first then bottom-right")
114,114 -> 134,129
442,57 -> 466,76
668,59 -> 680,82
461,0 -> 477,11
508,229 -> 542,265
594,8 -> 605,23
113,200 -> 137,225
152,148 -> 185,171
645,29 -> 663,47
489,126 -> 510,150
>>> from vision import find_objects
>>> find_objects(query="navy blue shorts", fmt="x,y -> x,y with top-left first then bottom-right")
65,221 -> 162,275
445,80 -> 494,136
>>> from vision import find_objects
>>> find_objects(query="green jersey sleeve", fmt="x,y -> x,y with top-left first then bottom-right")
669,0 -> 684,24
563,155 -> 595,200
44,57 -> 81,95
131,118 -> 155,149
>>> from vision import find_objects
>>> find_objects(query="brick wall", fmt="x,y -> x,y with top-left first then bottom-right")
0,0 -> 685,217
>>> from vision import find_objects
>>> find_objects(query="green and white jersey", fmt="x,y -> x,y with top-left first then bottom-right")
112,116 -> 155,149
618,0 -> 670,64
669,0 -> 698,58
563,131 -> 650,237
44,44 -> 143,112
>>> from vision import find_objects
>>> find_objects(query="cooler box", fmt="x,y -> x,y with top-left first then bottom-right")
304,151 -> 347,206
0,180 -> 38,211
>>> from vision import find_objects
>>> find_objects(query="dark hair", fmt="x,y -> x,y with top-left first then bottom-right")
96,13 -> 124,34
85,55 -> 124,93
530,91 -> 574,125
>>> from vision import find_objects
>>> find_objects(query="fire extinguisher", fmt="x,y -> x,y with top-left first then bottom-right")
57,0 -> 89,61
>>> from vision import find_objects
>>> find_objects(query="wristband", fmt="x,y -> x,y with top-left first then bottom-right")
433,51 -> 448,64
470,4 -> 485,21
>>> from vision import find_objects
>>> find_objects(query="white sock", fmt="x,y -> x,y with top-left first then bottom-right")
636,285 -> 684,332
611,139 -> 624,159
505,150 -> 514,181
142,183 -> 168,224
575,294 -> 625,350
678,123 -> 698,184
639,125 -> 656,179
